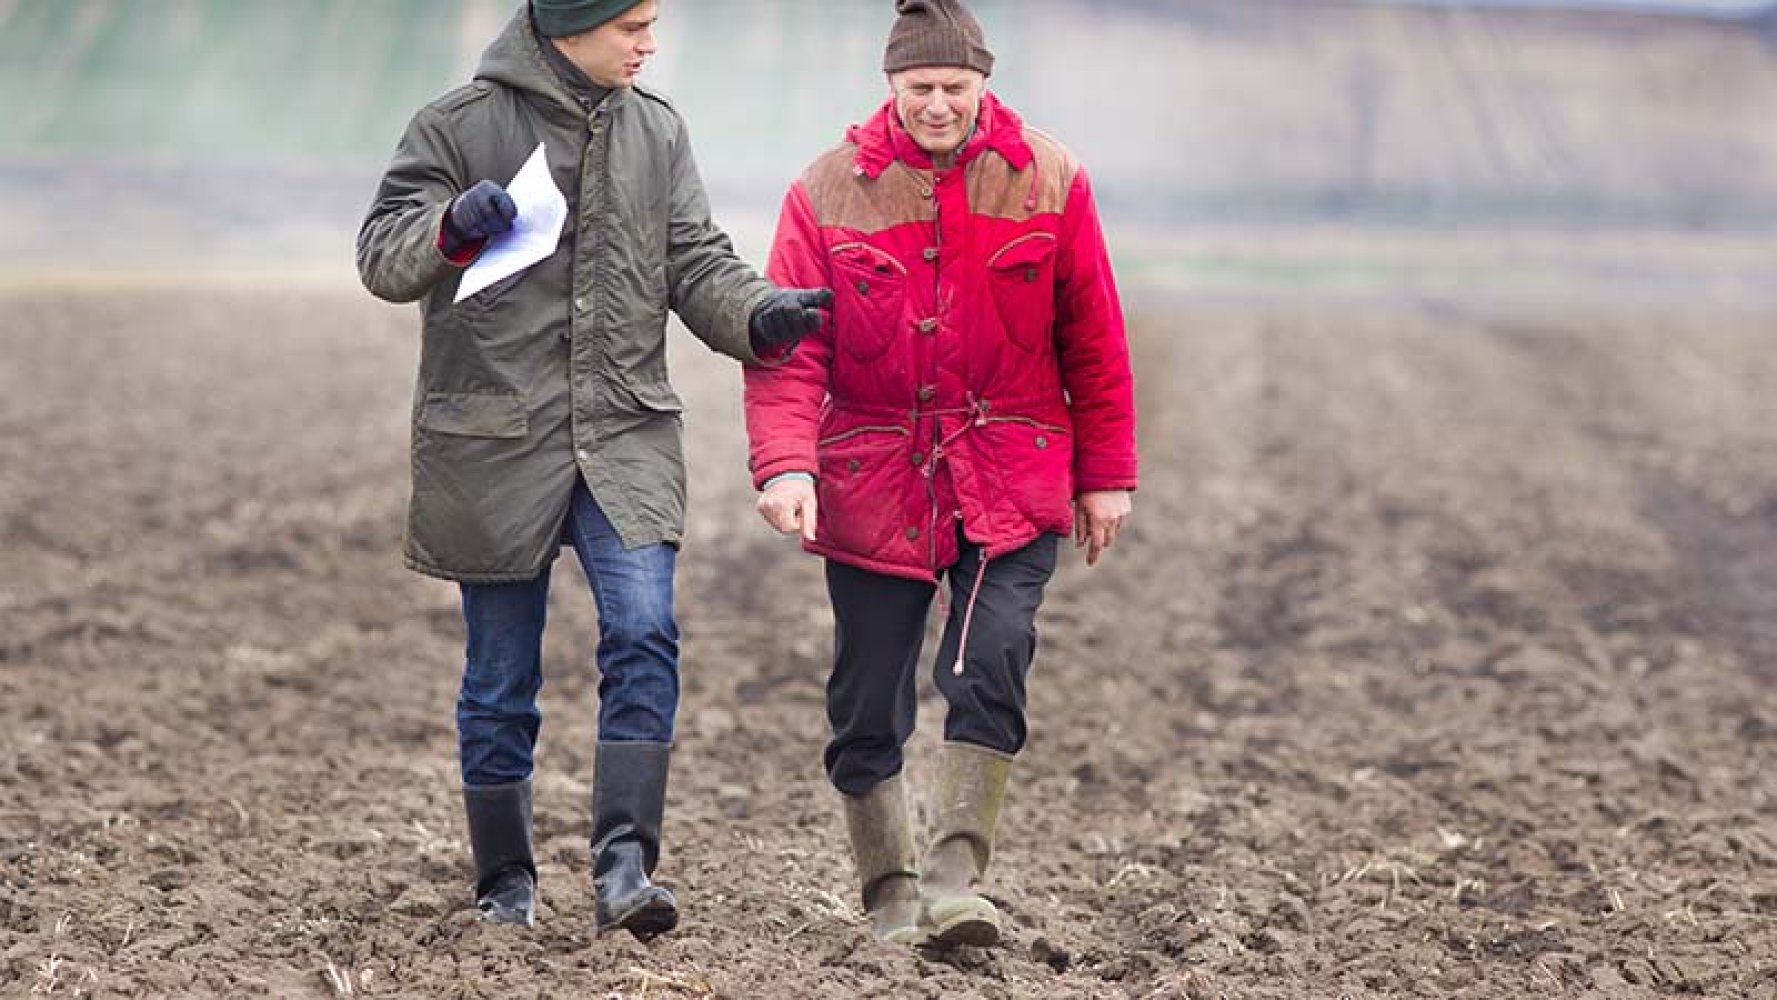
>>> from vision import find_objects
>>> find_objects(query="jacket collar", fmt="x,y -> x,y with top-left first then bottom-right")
534,21 -> 613,112
847,91 -> 1033,179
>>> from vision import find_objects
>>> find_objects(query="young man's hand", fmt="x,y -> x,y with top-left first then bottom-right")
757,475 -> 818,542
749,288 -> 834,354
445,180 -> 518,244
1075,490 -> 1132,566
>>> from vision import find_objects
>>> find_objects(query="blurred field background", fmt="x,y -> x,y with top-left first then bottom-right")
2,0 -> 1775,298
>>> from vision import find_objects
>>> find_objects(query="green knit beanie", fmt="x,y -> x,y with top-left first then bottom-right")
532,0 -> 639,38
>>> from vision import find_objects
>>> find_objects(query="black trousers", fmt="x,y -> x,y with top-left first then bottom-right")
822,532 -> 1059,797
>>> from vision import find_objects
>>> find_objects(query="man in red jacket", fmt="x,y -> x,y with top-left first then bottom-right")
743,0 -> 1138,948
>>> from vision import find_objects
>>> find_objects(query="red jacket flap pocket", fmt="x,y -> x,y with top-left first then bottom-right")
831,242 -> 908,278
987,233 -> 1058,271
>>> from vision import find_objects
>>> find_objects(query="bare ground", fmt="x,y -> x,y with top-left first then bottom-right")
1,288 -> 1774,999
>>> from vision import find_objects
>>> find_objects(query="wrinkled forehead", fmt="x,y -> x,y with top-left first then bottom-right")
889,66 -> 987,90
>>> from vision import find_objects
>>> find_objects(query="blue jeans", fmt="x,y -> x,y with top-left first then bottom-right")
456,482 -> 680,786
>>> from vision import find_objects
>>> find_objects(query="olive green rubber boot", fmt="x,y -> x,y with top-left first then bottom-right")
920,742 -> 1012,948
842,773 -> 925,945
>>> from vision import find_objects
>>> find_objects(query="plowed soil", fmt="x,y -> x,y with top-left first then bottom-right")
2,289 -> 1773,999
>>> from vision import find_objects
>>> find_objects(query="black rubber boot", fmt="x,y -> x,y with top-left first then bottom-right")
590,741 -> 678,941
463,780 -> 537,927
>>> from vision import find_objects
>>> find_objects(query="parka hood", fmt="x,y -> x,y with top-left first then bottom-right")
474,6 -> 625,122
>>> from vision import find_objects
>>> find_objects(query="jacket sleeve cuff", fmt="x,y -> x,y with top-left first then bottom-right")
732,285 -> 779,366
436,218 -> 486,268
750,452 -> 818,491
1075,458 -> 1139,494
761,471 -> 815,492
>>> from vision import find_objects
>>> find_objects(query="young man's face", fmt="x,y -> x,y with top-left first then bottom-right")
889,66 -> 987,160
553,0 -> 659,89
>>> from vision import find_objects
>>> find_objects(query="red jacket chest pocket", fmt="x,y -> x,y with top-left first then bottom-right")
986,232 -> 1058,355
829,242 -> 908,362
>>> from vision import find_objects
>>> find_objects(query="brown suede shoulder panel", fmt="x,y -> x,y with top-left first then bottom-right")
969,128 -> 1078,222
803,145 -> 934,235
801,129 -> 1078,234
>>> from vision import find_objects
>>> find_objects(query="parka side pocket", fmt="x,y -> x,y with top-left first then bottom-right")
829,242 -> 908,363
987,232 -> 1059,355
418,393 -> 529,439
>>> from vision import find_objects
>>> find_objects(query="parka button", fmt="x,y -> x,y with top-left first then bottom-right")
576,448 -> 590,462
911,452 -> 926,466
917,385 -> 936,402
855,280 -> 870,295
575,297 -> 589,313
846,459 -> 861,473
922,247 -> 939,262
905,526 -> 921,541
1034,435 -> 1049,449
917,318 -> 938,334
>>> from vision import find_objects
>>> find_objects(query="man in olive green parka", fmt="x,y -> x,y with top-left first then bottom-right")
357,0 -> 829,941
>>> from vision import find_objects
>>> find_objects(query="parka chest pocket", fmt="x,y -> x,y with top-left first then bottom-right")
987,232 -> 1059,355
829,242 -> 908,362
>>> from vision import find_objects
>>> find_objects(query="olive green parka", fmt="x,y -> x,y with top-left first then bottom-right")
357,8 -> 772,583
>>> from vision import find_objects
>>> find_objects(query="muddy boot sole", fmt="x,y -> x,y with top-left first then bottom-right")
883,924 -> 929,946
599,887 -> 678,942
925,895 -> 1001,948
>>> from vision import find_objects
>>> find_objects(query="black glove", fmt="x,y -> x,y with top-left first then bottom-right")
749,288 -> 834,354
443,180 -> 518,248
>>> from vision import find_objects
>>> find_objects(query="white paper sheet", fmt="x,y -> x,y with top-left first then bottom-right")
454,142 -> 568,303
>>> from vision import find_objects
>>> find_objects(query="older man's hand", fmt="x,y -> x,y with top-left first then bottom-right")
1074,490 -> 1132,566
758,475 -> 818,542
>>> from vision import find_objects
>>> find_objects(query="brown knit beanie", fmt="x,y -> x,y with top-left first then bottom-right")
882,0 -> 995,76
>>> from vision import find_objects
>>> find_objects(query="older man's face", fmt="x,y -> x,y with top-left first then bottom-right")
553,0 -> 659,89
890,67 -> 987,161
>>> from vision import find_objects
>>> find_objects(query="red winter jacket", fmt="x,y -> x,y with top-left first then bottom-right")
744,93 -> 1138,582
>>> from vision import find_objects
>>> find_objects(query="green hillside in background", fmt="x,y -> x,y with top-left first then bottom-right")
0,0 -> 472,159
3,0 -> 1775,228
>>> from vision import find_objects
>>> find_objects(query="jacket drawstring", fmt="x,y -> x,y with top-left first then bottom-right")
951,551 -> 991,677
917,397 -> 989,483
915,395 -> 996,676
